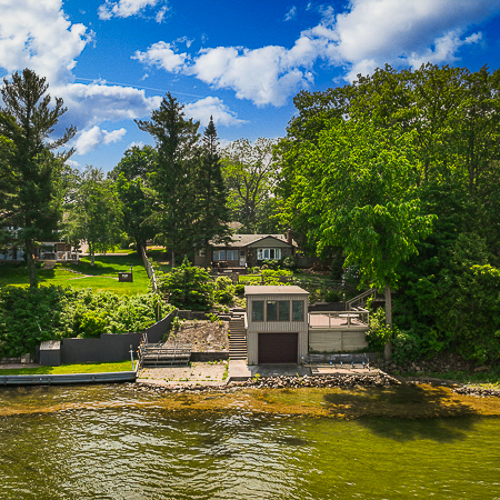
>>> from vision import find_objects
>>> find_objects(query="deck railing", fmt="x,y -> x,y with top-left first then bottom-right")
308,309 -> 369,329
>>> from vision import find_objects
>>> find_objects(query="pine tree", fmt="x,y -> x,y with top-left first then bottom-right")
194,117 -> 231,254
136,93 -> 200,266
0,69 -> 76,288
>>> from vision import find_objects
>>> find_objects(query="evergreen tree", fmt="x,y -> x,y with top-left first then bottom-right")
136,93 -> 200,266
194,117 -> 231,253
0,69 -> 76,288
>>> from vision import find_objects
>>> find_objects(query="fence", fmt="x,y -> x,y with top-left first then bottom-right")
140,246 -> 158,292
38,310 -> 177,366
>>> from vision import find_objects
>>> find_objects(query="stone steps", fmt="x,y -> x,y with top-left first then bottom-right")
229,318 -> 247,360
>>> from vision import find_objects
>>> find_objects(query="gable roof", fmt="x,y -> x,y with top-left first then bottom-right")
210,234 -> 297,248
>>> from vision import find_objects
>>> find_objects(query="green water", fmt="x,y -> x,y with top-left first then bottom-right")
1,385 -> 500,500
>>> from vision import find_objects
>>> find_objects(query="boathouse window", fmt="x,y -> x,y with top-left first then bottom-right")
266,300 -> 290,321
252,301 -> 264,321
292,301 -> 304,321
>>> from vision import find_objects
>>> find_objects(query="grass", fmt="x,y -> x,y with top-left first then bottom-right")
0,253 -> 151,295
0,360 -> 135,375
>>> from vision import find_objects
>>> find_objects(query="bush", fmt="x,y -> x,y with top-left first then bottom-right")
0,286 -> 164,357
234,283 -> 245,297
366,307 -> 390,350
282,255 -> 297,271
391,328 -> 424,365
157,257 -> 213,311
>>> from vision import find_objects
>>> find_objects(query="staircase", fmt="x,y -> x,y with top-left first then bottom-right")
228,316 -> 247,361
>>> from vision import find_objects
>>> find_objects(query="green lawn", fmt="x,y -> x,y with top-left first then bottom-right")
0,253 -> 151,295
0,361 -> 135,375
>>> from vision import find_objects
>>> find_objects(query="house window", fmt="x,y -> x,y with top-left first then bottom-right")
252,301 -> 264,321
292,301 -> 304,321
213,250 -> 225,261
227,250 -> 238,261
267,300 -> 289,321
257,248 -> 282,260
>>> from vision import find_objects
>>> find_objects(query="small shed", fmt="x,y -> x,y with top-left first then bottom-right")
245,285 -> 309,364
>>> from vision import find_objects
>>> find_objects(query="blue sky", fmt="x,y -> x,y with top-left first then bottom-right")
1,0 -> 500,172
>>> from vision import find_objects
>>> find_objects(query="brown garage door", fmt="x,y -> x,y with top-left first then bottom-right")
258,333 -> 298,363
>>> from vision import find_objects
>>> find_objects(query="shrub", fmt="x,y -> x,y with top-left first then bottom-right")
157,257 -> 213,311
234,283 -> 245,297
282,255 -> 297,271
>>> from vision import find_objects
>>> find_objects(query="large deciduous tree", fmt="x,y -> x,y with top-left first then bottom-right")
222,138 -> 278,233
0,69 -> 75,288
136,93 -> 200,266
109,145 -> 158,254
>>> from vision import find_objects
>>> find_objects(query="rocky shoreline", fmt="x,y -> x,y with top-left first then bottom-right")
134,371 -> 402,394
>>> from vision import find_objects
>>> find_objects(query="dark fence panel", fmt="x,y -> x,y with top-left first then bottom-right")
144,310 -> 177,343
61,333 -> 142,364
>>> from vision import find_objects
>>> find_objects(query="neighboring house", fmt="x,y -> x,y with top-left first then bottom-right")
244,285 -> 369,364
0,227 -> 78,261
194,232 -> 298,269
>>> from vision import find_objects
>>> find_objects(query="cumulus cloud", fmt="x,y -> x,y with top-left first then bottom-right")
184,97 -> 246,127
98,0 -> 168,21
0,0 -> 92,85
73,126 -> 127,155
305,0 -> 500,81
134,0 -> 500,106
54,82 -> 162,132
132,42 -> 189,72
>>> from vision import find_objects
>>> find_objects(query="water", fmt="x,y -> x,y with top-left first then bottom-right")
1,384 -> 500,500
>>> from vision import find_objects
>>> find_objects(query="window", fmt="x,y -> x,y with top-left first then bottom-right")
213,250 -> 225,261
267,300 -> 289,321
257,248 -> 282,260
227,250 -> 238,261
292,301 -> 304,321
252,301 -> 264,321
279,300 -> 290,321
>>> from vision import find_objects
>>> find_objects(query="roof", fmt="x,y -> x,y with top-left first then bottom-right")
211,234 -> 297,248
244,285 -> 309,296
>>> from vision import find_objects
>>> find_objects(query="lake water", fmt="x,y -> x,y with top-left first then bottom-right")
1,384 -> 500,500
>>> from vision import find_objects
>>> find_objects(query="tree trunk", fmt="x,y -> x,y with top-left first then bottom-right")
26,240 -> 38,289
384,285 -> 392,361
89,241 -> 95,266
171,249 -> 176,268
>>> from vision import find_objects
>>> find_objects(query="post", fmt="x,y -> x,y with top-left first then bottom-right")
129,345 -> 134,370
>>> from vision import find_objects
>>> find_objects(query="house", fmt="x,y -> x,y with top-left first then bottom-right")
244,285 -> 369,364
194,232 -> 298,269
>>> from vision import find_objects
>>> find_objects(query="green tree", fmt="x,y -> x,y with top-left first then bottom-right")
222,138 -> 278,233
289,121 -> 434,356
156,257 -> 213,311
109,145 -> 158,253
136,93 -> 200,266
193,116 -> 231,251
0,69 -> 76,288
65,167 -> 123,265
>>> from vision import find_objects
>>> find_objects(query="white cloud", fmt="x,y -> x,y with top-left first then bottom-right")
0,0 -> 92,85
74,126 -> 127,155
184,97 -> 246,127
285,6 -> 297,21
132,42 -> 189,72
54,82 -> 162,132
98,0 -> 168,21
305,0 -> 500,81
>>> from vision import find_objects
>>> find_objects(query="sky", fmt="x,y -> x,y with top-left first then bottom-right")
1,0 -> 500,172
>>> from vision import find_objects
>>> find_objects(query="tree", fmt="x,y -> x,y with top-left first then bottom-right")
65,167 -> 123,265
222,138 -> 278,233
136,93 -> 200,266
109,145 -> 158,254
193,116 -> 231,251
289,121 -> 434,356
0,69 -> 76,288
